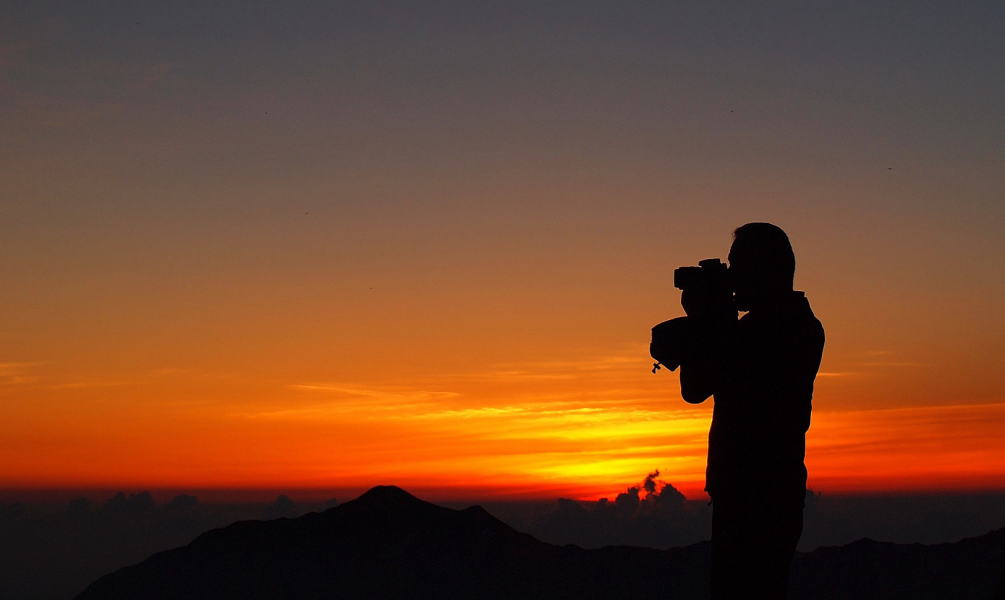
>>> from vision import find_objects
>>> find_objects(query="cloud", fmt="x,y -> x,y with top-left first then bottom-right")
614,485 -> 641,514
429,347 -> 652,385
858,361 -> 927,368
654,480 -> 686,508
0,361 -> 45,386
269,380 -> 684,430
445,370 -> 579,382
530,471 -> 705,549
100,492 -> 154,515
147,367 -> 191,377
492,351 -> 647,373
288,383 -> 460,401
164,494 -> 199,511
408,406 -> 527,419
607,470 -> 690,519
264,495 -> 298,519
642,470 -> 660,495
245,383 -> 464,420
48,380 -> 129,390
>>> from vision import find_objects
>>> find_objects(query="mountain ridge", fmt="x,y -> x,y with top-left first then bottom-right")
76,485 -> 1005,600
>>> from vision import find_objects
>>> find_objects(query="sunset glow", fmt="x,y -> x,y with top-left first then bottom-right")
3,343 -> 1003,500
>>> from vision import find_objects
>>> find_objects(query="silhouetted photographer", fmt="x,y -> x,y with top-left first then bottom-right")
651,223 -> 825,599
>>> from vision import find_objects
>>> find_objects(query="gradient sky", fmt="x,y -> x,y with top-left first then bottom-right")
3,1 -> 1004,500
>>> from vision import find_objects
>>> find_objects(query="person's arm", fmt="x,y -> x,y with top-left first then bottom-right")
678,317 -> 736,404
680,352 -> 717,404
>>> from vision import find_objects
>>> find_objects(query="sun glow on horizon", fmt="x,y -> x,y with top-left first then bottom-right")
3,346 -> 1004,501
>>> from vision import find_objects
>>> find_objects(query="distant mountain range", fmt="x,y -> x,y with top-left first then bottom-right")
76,485 -> 1005,599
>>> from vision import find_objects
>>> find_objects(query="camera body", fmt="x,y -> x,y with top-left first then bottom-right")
673,258 -> 729,292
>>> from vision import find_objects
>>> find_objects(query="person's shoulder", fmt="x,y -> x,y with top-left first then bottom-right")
800,294 -> 823,327
808,315 -> 824,346
800,297 -> 825,346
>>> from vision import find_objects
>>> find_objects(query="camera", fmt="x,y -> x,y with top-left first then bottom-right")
673,258 -> 730,292
673,257 -> 740,315
651,258 -> 735,374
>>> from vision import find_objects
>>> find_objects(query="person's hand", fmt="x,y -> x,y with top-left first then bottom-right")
681,284 -> 736,323
680,279 -> 711,317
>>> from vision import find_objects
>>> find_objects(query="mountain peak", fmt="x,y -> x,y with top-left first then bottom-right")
351,485 -> 426,508
357,485 -> 418,501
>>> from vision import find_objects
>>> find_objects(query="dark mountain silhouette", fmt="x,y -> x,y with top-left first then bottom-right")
75,485 -> 1005,600
790,532 -> 1005,600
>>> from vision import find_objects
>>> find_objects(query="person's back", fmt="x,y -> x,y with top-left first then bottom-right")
706,290 -> 824,500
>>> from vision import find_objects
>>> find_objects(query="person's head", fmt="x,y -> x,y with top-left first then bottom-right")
728,223 -> 795,303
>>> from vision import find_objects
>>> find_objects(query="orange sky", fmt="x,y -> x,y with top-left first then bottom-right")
2,3 -> 1004,501
3,336 -> 1004,500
